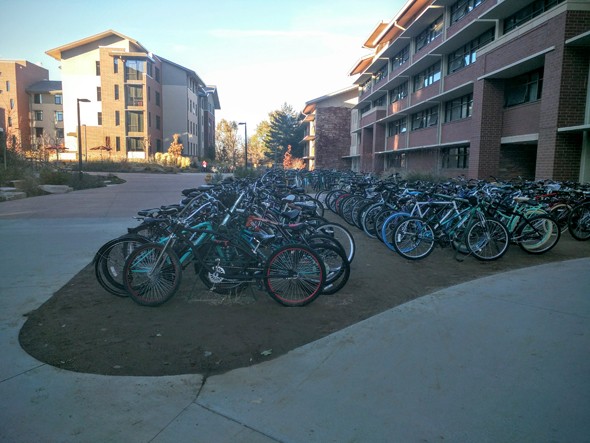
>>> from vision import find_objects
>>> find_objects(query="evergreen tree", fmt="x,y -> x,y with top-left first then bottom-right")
266,103 -> 305,165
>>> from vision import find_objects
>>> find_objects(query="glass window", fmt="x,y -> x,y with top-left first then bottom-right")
10,98 -> 15,109
5,81 -> 10,91
374,65 -> 388,84
34,110 -> 43,121
96,61 -> 101,76
115,110 -> 120,126
125,59 -> 144,81
413,62 -> 441,91
114,58 -> 119,74
391,46 -> 409,70
451,0 -> 486,24
504,0 -> 564,33
35,127 -> 44,138
34,94 -> 42,104
387,118 -> 407,136
448,29 -> 494,74
97,112 -> 102,126
56,128 -> 64,139
390,82 -> 408,103
416,15 -> 443,51
54,94 -> 62,105
442,146 -> 469,168
97,86 -> 101,102
155,67 -> 160,83
126,111 -> 144,132
156,115 -> 161,130
126,85 -> 143,106
155,91 -> 160,106
55,111 -> 64,122
505,68 -> 543,107
127,137 -> 143,151
116,136 -> 121,152
445,94 -> 473,121
114,84 -> 119,100
411,106 -> 439,130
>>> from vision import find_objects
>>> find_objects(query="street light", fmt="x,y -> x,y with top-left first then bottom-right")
0,127 -> 6,170
77,98 -> 90,179
238,122 -> 248,169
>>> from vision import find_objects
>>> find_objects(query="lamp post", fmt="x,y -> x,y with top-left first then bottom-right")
238,122 -> 248,169
0,127 -> 6,170
77,98 -> 90,179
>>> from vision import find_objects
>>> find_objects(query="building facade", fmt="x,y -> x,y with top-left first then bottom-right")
349,0 -> 590,182
0,60 -> 49,151
45,30 -> 218,162
26,81 -> 64,153
301,87 -> 358,170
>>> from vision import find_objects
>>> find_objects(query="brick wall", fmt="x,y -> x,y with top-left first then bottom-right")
314,107 -> 351,170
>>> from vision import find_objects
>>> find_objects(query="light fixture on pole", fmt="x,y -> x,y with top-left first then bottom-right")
0,128 -> 6,170
238,122 -> 248,169
77,98 -> 90,179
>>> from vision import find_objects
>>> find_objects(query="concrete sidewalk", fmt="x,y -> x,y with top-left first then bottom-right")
1,173 -> 589,442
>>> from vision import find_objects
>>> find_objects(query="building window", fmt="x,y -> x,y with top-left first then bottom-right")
414,62 -> 441,91
116,136 -> 121,151
125,59 -> 144,81
156,115 -> 161,130
156,139 -> 162,152
114,58 -> 119,74
126,111 -> 144,132
155,67 -> 160,83
55,111 -> 64,123
114,84 -> 119,100
390,82 -> 408,103
34,94 -> 42,104
448,29 -> 494,74
387,118 -> 407,136
127,137 -> 143,151
97,86 -> 102,102
390,46 -> 409,70
34,110 -> 43,121
8,117 -> 12,127
416,15 -> 443,51
450,0 -> 486,24
374,96 -> 386,107
54,94 -> 62,105
155,91 -> 160,106
146,62 -> 153,77
56,128 -> 64,139
442,146 -> 469,168
97,112 -> 102,126
148,112 -> 152,128
96,61 -> 101,76
360,79 -> 371,95
445,94 -> 473,122
126,84 -> 143,106
10,98 -> 15,109
374,65 -> 387,84
504,0 -> 565,34
411,106 -> 438,130
35,127 -> 44,138
115,110 -> 120,126
5,81 -> 10,91
148,86 -> 151,102
505,68 -> 543,107
360,104 -> 372,115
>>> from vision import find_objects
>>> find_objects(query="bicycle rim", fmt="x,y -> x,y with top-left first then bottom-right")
393,218 -> 435,260
518,216 -> 560,254
466,218 -> 509,261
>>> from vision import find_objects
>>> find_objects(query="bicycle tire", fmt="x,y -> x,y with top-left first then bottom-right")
308,242 -> 350,295
568,202 -> 590,241
380,212 -> 411,252
264,244 -> 325,307
392,217 -> 435,260
315,222 -> 356,263
123,243 -> 182,306
196,240 -> 252,294
465,218 -> 509,261
94,234 -> 149,297
516,215 -> 560,254
548,203 -> 571,233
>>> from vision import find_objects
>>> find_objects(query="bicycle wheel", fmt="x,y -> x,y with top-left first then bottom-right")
516,215 -> 561,254
568,202 -> 590,241
308,241 -> 350,295
123,243 -> 182,306
94,234 -> 149,297
548,203 -> 571,233
361,203 -> 385,238
264,244 -> 325,307
315,222 -> 356,263
392,217 -> 435,260
380,212 -> 411,252
197,240 -> 252,294
465,218 -> 509,261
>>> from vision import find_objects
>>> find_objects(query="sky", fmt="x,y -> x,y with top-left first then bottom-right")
2,0 -> 406,132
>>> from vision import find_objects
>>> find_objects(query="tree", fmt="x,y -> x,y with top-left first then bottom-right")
266,103 -> 305,165
248,120 -> 271,168
215,119 -> 242,169
167,133 -> 183,157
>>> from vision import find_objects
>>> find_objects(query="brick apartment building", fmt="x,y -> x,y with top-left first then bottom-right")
301,87 -> 358,170
0,60 -> 50,151
346,0 -> 590,182
45,30 -> 219,162
26,81 -> 64,152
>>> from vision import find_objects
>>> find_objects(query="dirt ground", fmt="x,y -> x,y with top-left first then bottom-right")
19,221 -> 590,377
